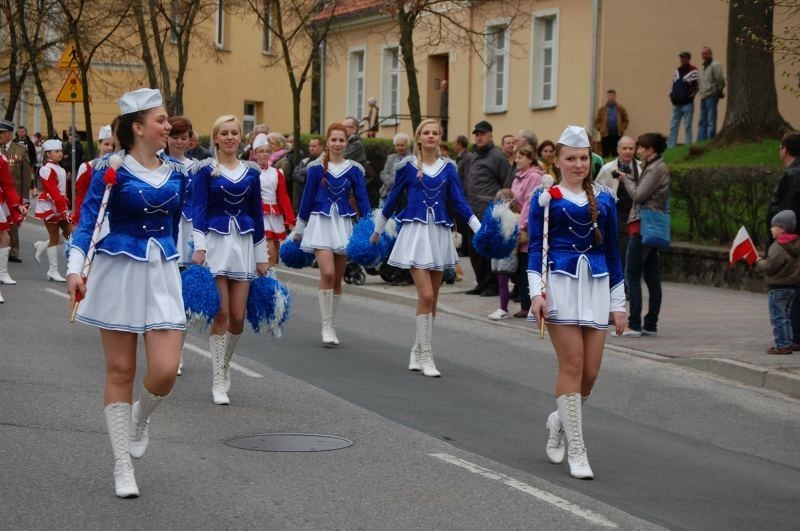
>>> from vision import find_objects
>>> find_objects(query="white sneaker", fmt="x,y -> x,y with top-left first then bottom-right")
641,329 -> 658,337
526,310 -> 536,322
488,309 -> 510,321
621,329 -> 642,338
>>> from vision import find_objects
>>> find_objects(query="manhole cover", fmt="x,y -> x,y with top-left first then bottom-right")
224,433 -> 353,452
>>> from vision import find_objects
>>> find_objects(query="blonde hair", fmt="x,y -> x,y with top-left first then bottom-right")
211,115 -> 242,150
266,132 -> 287,149
413,118 -> 442,178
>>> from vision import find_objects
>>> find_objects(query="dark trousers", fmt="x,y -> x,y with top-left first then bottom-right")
625,234 -> 662,332
517,252 -> 531,311
9,226 -> 20,258
601,134 -> 620,158
791,287 -> 800,344
469,226 -> 496,292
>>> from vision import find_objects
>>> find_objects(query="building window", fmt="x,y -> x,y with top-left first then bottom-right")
530,10 -> 559,109
484,23 -> 510,114
381,46 -> 401,125
243,101 -> 257,136
348,48 -> 366,120
262,1 -> 272,54
215,0 -> 224,49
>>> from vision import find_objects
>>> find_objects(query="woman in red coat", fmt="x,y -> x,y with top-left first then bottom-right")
0,153 -> 27,298
33,139 -> 72,282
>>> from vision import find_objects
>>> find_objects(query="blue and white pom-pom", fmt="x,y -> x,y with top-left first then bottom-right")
346,209 -> 388,268
181,265 -> 220,333
279,235 -> 314,269
472,201 -> 519,259
537,175 -> 557,207
247,273 -> 292,337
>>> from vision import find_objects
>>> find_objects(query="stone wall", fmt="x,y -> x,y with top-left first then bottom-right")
660,242 -> 766,293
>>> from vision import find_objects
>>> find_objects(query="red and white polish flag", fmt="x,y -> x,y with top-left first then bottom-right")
729,226 -> 759,268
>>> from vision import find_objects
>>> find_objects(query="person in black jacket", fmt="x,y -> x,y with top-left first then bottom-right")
766,131 -> 800,348
667,51 -> 699,148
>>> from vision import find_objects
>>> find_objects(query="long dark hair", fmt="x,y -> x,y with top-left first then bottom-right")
553,143 -> 603,246
116,110 -> 148,151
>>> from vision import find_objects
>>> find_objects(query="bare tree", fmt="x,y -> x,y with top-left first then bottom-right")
716,0 -> 793,144
133,0 -> 219,116
55,0 -> 133,157
1,0 -> 30,121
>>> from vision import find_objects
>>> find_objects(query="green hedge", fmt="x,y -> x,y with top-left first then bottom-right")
671,166 -> 779,245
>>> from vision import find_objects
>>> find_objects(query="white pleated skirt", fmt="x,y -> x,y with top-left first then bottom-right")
300,205 -> 353,255
206,223 -> 256,280
0,201 -> 9,223
545,257 -> 611,330
388,214 -> 458,271
76,241 -> 185,333
177,217 -> 194,266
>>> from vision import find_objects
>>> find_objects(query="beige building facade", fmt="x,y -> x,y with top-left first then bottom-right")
320,0 -> 800,145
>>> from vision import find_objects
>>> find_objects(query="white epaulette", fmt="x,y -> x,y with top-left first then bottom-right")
593,182 -> 613,196
348,159 -> 365,176
393,154 -> 416,172
442,157 -> 457,170
159,153 -> 188,175
244,160 -> 261,172
91,152 -> 114,170
307,158 -> 324,169
194,158 -> 217,171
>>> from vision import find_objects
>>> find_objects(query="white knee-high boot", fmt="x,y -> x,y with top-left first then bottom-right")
129,387 -> 167,459
104,403 -> 139,498
0,247 -> 16,284
177,332 -> 186,376
223,331 -> 241,393
409,315 -> 422,372
209,334 -> 229,405
318,290 -> 336,346
557,393 -> 593,479
46,245 -> 65,282
545,393 -> 590,464
331,293 -> 341,345
33,240 -> 47,264
418,313 -> 440,377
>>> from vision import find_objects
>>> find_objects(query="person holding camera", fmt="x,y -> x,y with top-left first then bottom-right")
596,136 -> 639,272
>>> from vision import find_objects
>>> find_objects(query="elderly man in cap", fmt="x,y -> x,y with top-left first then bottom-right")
0,120 -> 31,263
465,120 -> 512,296
668,51 -> 699,148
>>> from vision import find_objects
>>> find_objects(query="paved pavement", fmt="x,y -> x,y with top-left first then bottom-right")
279,256 -> 800,399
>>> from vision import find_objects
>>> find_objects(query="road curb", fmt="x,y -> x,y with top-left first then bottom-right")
278,267 -> 800,400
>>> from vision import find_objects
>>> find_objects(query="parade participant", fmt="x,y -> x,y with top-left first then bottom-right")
66,88 -> 187,498
371,119 -> 480,377
252,134 -> 295,269
0,152 -> 28,297
165,116 -> 199,376
294,122 -> 371,346
73,125 -> 115,225
192,115 -> 269,405
529,125 -> 625,479
33,139 -> 72,282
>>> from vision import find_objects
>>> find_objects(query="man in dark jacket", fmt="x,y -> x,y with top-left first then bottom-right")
465,121 -> 511,296
767,131 -> 800,347
667,51 -> 699,148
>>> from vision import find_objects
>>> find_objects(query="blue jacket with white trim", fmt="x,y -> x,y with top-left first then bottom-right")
296,159 -> 371,222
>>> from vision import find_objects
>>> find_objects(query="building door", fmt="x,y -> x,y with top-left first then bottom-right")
427,54 -> 449,139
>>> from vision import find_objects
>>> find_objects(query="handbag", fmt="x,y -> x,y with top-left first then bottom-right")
639,197 -> 670,249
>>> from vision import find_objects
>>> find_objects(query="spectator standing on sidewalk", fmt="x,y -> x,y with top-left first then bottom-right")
668,51 -> 699,148
756,210 -> 800,354
291,135 -> 324,211
510,144 -> 543,318
465,120 -> 511,296
378,132 -> 410,206
766,131 -> 800,346
697,47 -> 726,142
538,140 -> 557,179
594,90 -> 629,158
620,133 -> 670,337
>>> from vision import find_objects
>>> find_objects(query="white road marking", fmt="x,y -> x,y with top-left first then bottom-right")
430,453 -> 618,529
45,288 -> 70,300
183,343 -> 264,378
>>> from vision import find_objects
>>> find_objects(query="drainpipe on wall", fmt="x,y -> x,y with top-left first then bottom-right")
589,0 -> 600,138
320,40 -> 326,133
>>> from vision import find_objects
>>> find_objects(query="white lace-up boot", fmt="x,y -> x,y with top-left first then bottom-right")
0,247 -> 16,284
318,290 -> 336,346
331,293 -> 341,345
223,331 -> 241,393
177,333 -> 186,376
545,393 -> 590,464
104,403 -> 139,498
418,313 -> 441,377
209,334 -> 229,405
557,392 -> 594,479
0,287 -> 4,303
46,245 -> 66,282
33,240 -> 47,264
409,315 -> 423,372
129,387 -> 166,459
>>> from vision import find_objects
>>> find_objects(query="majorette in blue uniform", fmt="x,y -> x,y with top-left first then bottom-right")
67,152 -> 187,333
294,158 -> 371,254
191,159 -> 268,279
175,156 -> 198,266
375,155 -> 480,271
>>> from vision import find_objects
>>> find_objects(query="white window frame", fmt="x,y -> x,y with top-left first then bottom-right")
262,1 -> 273,54
214,0 -> 225,49
380,44 -> 401,126
346,46 -> 367,120
243,101 -> 257,136
530,8 -> 559,110
483,19 -> 510,114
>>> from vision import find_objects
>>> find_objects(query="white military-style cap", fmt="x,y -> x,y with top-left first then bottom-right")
557,125 -> 591,148
117,88 -> 163,115
43,139 -> 63,151
251,133 -> 269,150
98,125 -> 113,140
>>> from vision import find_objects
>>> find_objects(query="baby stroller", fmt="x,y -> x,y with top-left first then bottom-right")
343,260 -> 409,286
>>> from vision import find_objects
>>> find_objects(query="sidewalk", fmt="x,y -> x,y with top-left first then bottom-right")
278,258 -> 800,399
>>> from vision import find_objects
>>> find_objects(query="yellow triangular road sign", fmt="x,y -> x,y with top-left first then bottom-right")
56,70 -> 84,103
56,43 -> 80,70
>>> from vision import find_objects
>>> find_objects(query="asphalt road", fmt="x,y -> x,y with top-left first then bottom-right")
2,222 -> 798,530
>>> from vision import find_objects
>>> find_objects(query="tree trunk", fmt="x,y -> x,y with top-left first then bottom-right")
310,38 -> 322,134
715,0 -> 792,144
133,0 -> 159,88
79,65 -> 95,159
28,52 -> 56,137
397,8 -> 421,131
